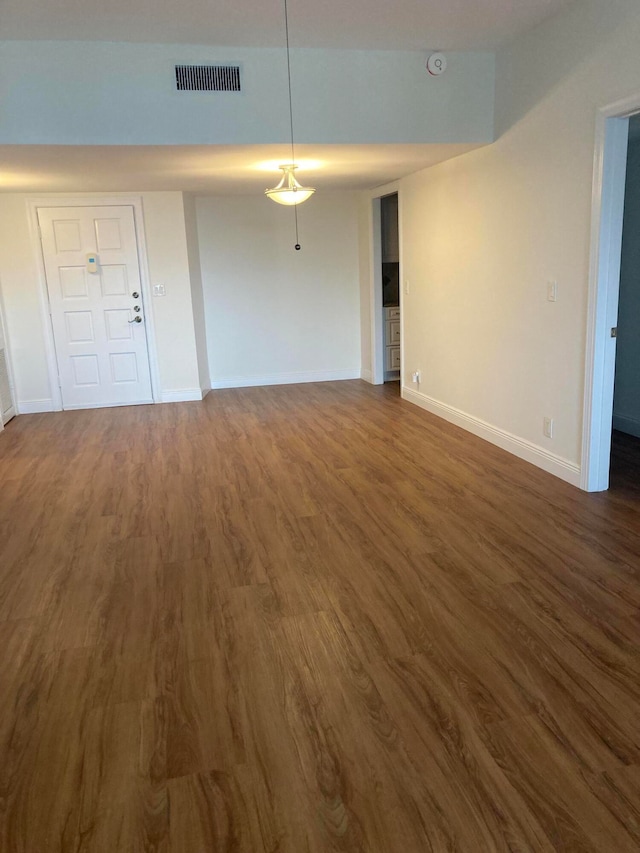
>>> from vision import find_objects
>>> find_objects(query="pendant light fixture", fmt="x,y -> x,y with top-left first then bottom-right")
265,0 -> 314,249
265,164 -> 315,206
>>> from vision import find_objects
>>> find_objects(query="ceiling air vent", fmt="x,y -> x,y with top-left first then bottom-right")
175,64 -> 241,92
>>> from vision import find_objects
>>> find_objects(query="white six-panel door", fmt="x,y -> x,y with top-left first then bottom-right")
38,205 -> 153,409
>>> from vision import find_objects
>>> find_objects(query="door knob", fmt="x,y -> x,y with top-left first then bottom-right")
128,316 -> 142,324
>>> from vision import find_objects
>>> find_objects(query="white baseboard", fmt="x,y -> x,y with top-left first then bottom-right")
210,368 -> 361,390
402,386 -> 581,488
2,405 -> 16,424
361,368 -> 374,384
17,398 -> 57,414
159,389 -> 204,403
17,393 -> 206,411
613,412 -> 640,439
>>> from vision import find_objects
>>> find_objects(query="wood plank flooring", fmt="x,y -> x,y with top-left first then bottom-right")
0,380 -> 639,852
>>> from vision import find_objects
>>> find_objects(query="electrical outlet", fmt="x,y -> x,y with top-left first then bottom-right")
412,370 -> 421,384
404,279 -> 410,295
547,280 -> 558,302
543,417 -> 554,438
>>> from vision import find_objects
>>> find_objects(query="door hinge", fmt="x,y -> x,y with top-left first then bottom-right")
611,327 -> 618,338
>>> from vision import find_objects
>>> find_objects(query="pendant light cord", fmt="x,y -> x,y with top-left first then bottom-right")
283,0 -> 295,168
283,0 -> 301,249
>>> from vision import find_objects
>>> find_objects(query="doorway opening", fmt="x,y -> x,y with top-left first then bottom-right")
369,185 -> 401,387
610,114 -> 640,491
381,193 -> 400,393
582,94 -> 640,491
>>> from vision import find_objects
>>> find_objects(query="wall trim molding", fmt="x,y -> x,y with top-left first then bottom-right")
17,392 -> 205,411
2,405 -> 17,423
612,412 -> 640,439
17,398 -> 55,414
402,386 -> 581,488
160,388 -> 204,403
360,368 -> 374,383
210,368 -> 361,390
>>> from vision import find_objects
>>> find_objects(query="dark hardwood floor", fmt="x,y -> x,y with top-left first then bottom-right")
0,381 -> 639,852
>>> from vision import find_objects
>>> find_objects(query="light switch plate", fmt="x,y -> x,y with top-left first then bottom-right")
153,284 -> 166,297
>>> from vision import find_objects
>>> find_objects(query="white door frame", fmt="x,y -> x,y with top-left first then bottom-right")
367,181 -> 401,385
27,195 -> 161,411
581,94 -> 640,491
0,284 -> 17,424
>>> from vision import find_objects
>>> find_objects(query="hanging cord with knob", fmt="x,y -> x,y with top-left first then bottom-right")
284,0 -> 302,250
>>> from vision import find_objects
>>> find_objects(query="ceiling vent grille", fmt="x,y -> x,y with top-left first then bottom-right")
175,64 -> 241,92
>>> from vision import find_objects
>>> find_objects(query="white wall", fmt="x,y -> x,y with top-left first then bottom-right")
0,41 -> 494,146
140,192 -> 201,399
613,136 -> 640,438
0,196 -> 52,407
393,0 -> 640,486
0,191 -> 202,410
183,193 -> 211,394
196,192 -> 361,387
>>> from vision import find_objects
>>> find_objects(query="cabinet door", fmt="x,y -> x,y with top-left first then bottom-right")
389,320 -> 401,345
385,346 -> 401,371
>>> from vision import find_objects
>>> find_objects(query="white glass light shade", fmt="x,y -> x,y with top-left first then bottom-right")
265,164 -> 315,206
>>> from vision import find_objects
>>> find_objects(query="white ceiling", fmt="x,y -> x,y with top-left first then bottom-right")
0,0 -> 570,195
0,0 -> 571,51
0,143 -> 485,194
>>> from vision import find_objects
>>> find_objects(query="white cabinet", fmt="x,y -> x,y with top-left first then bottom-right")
388,320 -> 401,345
384,306 -> 400,379
385,344 -> 401,371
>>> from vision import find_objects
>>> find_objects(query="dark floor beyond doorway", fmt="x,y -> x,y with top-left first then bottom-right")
610,429 -> 640,497
0,381 -> 639,851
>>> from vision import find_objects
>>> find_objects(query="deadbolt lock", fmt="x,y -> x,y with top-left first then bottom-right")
132,292 -> 140,299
